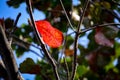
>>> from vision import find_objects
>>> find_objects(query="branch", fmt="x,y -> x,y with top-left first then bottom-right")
26,0 -> 60,80
11,34 -> 42,51
0,60 -> 8,80
13,13 -> 21,31
8,13 -> 21,45
64,57 -> 70,80
71,0 -> 90,80
59,0 -> 75,31
79,23 -> 120,34
0,25 -> 23,80
12,35 -> 43,58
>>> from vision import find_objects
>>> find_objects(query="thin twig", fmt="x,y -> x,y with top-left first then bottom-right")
66,22 -> 120,36
11,34 -> 42,51
13,13 -> 21,31
59,0 -> 75,31
58,22 -> 69,62
11,34 -> 43,58
8,13 -> 21,45
79,23 -> 120,34
64,57 -> 70,80
26,0 -> 60,80
13,41 -> 43,58
71,0 -> 89,80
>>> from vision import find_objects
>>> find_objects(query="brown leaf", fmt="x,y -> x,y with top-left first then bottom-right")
19,58 -> 41,74
64,49 -> 74,56
95,31 -> 113,47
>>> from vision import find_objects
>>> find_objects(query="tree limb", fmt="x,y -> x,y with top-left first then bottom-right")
71,0 -> 90,80
26,0 -> 60,80
0,60 -> 8,80
0,25 -> 23,80
79,23 -> 120,34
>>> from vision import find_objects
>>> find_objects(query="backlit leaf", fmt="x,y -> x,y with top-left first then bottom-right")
35,20 -> 63,48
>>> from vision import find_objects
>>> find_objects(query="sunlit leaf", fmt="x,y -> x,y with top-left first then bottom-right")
35,20 -> 63,48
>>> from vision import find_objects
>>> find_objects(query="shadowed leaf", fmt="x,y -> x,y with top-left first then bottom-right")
95,31 -> 113,47
20,58 -> 41,74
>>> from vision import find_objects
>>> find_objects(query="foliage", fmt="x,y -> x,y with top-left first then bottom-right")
35,20 -> 63,48
1,0 -> 120,80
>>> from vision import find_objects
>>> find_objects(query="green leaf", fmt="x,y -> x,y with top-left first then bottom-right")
87,30 -> 98,51
115,42 -> 120,58
35,75 -> 43,80
75,65 -> 88,79
66,36 -> 74,48
117,31 -> 120,38
7,0 -> 24,8
16,46 -> 26,57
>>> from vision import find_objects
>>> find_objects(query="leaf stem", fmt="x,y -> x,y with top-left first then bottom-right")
25,0 -> 60,80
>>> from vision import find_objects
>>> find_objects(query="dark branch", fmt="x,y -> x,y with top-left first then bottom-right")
79,23 -> 120,34
8,13 -> 21,45
59,0 -> 75,31
0,60 -> 8,80
11,35 -> 43,58
25,0 -> 60,80
11,34 -> 42,51
0,25 -> 23,80
71,0 -> 90,80
13,13 -> 21,29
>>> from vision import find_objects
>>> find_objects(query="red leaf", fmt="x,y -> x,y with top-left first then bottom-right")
35,20 -> 63,48
95,31 -> 113,47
